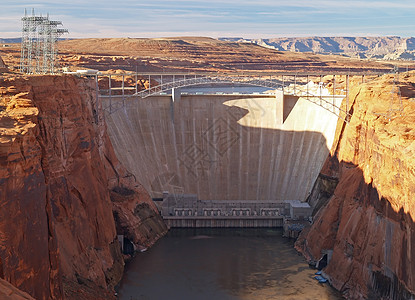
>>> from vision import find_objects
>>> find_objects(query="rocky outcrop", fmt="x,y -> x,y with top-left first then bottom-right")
0,74 -> 167,299
0,56 -> 7,72
0,278 -> 34,300
296,72 -> 415,299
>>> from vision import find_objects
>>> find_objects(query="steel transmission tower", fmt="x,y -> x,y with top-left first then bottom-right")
20,9 -> 68,74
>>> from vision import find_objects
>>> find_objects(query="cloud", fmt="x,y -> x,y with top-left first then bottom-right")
0,0 -> 414,38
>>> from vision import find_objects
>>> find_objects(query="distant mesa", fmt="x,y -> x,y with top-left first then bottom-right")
219,36 -> 415,60
0,38 -> 22,44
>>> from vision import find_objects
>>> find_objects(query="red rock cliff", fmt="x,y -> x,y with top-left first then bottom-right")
297,72 -> 415,299
0,75 -> 167,299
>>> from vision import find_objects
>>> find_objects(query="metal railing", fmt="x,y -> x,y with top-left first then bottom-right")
97,73 -> 352,122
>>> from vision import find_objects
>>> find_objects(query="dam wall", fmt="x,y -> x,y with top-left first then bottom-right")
102,93 -> 342,202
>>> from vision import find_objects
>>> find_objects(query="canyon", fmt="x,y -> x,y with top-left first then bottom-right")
1,37 -> 415,299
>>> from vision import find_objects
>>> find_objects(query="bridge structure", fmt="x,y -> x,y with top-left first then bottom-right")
94,70 -> 381,227
89,71 -> 379,122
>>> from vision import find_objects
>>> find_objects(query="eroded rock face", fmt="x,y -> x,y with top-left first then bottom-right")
0,278 -> 34,300
297,72 -> 415,299
0,75 -> 167,299
111,185 -> 167,249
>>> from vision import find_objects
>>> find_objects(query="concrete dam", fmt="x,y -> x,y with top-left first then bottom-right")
102,91 -> 342,206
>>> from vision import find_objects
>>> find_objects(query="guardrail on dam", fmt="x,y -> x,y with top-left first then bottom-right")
95,72 -> 352,122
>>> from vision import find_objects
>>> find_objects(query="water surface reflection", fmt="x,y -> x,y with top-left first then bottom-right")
118,229 -> 343,300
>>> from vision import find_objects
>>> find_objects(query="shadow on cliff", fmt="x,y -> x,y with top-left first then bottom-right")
296,154 -> 415,300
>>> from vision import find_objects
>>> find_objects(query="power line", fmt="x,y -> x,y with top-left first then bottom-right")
19,8 -> 68,74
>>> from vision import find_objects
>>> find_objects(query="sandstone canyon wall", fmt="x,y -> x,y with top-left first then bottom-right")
297,72 -> 415,299
0,75 -> 167,299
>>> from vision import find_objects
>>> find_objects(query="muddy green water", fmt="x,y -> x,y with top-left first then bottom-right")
117,228 -> 343,300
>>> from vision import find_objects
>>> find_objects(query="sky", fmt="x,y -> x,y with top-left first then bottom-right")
0,0 -> 414,39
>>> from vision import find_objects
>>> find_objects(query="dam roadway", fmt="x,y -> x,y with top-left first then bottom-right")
101,91 -> 342,205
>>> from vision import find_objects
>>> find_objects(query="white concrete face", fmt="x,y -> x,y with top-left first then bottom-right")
103,94 -> 342,201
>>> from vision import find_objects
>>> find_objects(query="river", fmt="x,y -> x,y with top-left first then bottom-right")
117,228 -> 343,300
